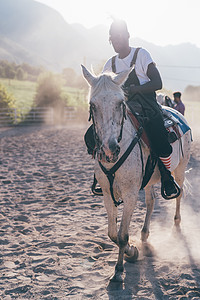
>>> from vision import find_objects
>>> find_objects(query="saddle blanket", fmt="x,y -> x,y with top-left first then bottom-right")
128,106 -> 191,148
162,106 -> 191,136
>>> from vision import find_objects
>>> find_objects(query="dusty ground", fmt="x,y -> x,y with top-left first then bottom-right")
0,124 -> 199,299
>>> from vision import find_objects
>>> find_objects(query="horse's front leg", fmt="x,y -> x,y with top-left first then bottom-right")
103,193 -> 118,245
141,185 -> 155,242
111,196 -> 137,282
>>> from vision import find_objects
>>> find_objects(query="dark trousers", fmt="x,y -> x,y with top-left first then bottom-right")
127,92 -> 172,157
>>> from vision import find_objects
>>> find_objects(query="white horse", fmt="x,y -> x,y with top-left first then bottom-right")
82,65 -> 191,282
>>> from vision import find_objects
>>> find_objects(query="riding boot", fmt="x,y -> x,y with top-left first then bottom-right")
157,158 -> 181,200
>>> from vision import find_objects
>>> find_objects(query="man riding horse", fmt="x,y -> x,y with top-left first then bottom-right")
85,19 -> 179,199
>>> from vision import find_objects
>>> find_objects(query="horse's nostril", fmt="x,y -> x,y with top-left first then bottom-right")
116,145 -> 120,155
106,156 -> 110,162
109,140 -> 120,153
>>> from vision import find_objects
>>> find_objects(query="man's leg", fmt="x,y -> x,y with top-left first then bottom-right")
144,112 -> 180,199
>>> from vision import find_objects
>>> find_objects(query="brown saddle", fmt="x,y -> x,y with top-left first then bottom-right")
127,108 -> 180,149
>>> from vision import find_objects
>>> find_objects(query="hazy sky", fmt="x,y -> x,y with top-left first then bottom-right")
36,0 -> 200,48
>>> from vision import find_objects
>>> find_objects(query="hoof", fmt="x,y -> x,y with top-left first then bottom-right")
110,264 -> 124,282
142,242 -> 155,257
172,224 -> 181,235
174,217 -> 181,227
124,246 -> 139,263
110,273 -> 123,282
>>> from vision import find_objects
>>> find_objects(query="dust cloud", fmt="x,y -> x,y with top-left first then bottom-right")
145,119 -> 200,266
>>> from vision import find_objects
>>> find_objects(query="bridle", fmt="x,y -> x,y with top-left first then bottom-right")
118,101 -> 127,143
89,100 -> 143,207
88,101 -> 127,151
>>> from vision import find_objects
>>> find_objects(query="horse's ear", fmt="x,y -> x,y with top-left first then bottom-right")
81,65 -> 97,86
113,69 -> 130,86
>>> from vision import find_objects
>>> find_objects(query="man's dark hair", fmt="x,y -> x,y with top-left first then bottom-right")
173,92 -> 181,98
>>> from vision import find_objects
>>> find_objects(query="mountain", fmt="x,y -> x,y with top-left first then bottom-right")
0,0 -> 113,71
0,0 -> 84,70
0,0 -> 200,91
130,38 -> 200,91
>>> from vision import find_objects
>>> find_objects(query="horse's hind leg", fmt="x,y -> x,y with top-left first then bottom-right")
141,185 -> 155,242
174,131 -> 191,226
173,166 -> 185,226
174,192 -> 182,226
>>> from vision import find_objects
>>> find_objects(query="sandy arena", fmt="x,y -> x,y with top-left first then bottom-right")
0,124 -> 200,299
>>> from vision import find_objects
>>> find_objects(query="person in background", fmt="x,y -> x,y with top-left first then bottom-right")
173,92 -> 185,115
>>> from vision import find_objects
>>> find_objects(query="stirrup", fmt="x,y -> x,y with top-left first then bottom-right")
91,175 -> 103,196
161,178 -> 181,200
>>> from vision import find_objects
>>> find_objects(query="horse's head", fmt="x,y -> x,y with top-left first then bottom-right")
82,65 -> 130,163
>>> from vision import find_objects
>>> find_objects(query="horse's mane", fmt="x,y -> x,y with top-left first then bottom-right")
91,73 -> 123,98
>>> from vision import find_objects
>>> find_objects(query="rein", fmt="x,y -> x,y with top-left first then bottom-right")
99,126 -> 143,207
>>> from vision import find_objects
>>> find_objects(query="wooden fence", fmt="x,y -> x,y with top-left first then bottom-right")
0,106 -> 76,126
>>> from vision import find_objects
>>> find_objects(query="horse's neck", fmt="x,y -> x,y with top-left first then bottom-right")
121,117 -> 137,148
122,116 -> 149,156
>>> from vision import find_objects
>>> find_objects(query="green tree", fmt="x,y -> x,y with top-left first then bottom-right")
4,64 -> 16,79
34,72 -> 65,123
0,84 -> 15,109
34,73 -> 62,106
0,66 -> 5,78
16,67 -> 25,80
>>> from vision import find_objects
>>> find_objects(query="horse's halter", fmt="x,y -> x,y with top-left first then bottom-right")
88,101 -> 127,150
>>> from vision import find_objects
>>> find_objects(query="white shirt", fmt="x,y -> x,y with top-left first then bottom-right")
103,47 -> 155,85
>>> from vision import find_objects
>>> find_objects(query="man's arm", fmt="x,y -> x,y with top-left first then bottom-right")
129,63 -> 162,94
